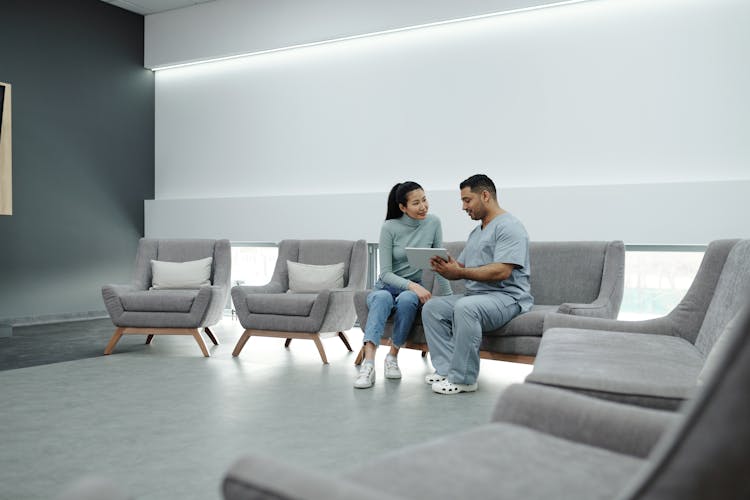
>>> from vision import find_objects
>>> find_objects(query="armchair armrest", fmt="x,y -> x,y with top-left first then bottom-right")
543,312 -> 678,337
101,284 -> 140,320
234,281 -> 286,295
223,455 -> 401,500
493,384 -> 678,458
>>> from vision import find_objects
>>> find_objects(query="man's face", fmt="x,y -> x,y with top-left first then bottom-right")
461,187 -> 485,220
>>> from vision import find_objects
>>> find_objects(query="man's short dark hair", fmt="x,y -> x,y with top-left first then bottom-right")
460,174 -> 497,199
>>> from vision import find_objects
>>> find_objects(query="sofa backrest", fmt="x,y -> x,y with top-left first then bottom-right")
426,241 -> 623,307
692,239 -> 750,356
272,239 -> 368,291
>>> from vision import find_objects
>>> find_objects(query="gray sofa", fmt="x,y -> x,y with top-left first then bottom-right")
222,303 -> 750,500
354,240 -> 625,362
527,239 -> 749,409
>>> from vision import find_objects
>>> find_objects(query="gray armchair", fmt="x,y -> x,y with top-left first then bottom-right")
222,304 -> 750,500
354,240 -> 625,363
528,239 -> 748,409
231,239 -> 367,364
101,238 -> 231,357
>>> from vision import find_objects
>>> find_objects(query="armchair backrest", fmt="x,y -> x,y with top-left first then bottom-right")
271,239 -> 368,291
426,241 -> 624,311
692,240 -> 750,355
132,238 -> 231,291
621,305 -> 750,500
664,239 -> 739,344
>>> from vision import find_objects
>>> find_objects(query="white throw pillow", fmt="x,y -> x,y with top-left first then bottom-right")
287,260 -> 345,293
151,257 -> 213,289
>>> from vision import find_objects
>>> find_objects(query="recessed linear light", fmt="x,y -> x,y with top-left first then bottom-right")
151,0 -> 595,71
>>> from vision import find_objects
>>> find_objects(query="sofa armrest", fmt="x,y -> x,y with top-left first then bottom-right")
557,296 -> 616,318
223,455 -> 404,500
543,312 -> 678,336
492,384 -> 678,458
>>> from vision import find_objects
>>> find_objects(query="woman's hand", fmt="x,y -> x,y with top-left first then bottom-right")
408,281 -> 432,304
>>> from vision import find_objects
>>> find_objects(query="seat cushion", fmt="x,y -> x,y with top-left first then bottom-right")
527,329 -> 705,409
119,290 -> 197,313
485,305 -> 558,337
245,293 -> 317,317
345,423 -> 644,500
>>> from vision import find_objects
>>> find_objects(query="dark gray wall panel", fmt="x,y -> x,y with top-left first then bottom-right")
0,0 -> 154,322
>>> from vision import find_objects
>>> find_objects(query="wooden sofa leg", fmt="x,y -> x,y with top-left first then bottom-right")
145,334 -> 154,345
232,330 -> 252,357
104,328 -> 125,355
312,336 -> 329,364
204,327 -> 219,346
284,338 -> 292,348
191,329 -> 210,357
422,351 -> 427,358
354,346 -> 365,365
338,331 -> 353,352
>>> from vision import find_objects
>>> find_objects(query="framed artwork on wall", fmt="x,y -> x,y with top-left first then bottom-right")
0,81 -> 11,216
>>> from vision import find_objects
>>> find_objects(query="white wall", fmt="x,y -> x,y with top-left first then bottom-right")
148,0 -> 750,244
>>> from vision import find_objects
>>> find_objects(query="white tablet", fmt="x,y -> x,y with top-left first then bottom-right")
405,247 -> 449,270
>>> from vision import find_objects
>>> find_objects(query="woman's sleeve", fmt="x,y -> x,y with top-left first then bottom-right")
432,218 -> 454,296
379,224 -> 410,290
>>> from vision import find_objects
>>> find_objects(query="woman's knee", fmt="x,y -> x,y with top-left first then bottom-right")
396,291 -> 420,310
367,290 -> 394,309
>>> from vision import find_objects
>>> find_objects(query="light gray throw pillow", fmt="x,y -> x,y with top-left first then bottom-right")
151,257 -> 213,289
287,260 -> 345,293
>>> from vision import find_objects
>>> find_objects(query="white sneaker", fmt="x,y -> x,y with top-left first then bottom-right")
354,363 -> 375,389
425,372 -> 447,384
384,355 -> 402,379
432,379 -> 478,395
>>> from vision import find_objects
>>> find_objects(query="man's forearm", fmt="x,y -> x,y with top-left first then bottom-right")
458,263 -> 513,282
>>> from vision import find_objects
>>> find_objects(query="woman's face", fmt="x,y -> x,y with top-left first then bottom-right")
400,189 -> 429,220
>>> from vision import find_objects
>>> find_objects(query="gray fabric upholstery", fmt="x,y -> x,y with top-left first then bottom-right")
232,240 -> 367,334
527,329 -> 704,409
102,238 -> 231,329
533,239 -> 747,408
354,240 -> 624,356
222,304 -> 750,500
492,384 -> 677,458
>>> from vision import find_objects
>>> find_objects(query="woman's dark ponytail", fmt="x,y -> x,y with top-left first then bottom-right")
385,181 -> 423,220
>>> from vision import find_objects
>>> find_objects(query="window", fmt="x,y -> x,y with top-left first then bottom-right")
230,243 -> 279,286
618,246 -> 705,321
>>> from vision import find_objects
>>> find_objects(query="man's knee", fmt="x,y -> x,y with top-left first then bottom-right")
453,298 -> 481,322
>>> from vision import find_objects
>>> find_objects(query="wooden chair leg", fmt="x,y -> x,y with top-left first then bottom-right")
145,334 -> 154,345
232,330 -> 252,357
354,345 -> 365,365
204,327 -> 219,346
104,328 -> 125,355
312,335 -> 329,364
338,331 -> 353,352
284,338 -> 292,348
191,329 -> 210,357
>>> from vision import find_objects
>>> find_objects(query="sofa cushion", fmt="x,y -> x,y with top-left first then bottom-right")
120,290 -> 197,313
345,423 -> 644,500
245,293 -> 317,317
484,305 -> 558,337
527,329 -> 704,409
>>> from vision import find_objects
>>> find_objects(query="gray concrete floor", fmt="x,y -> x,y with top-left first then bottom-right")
0,317 -> 532,500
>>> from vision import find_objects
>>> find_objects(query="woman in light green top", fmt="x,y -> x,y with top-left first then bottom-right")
354,181 -> 452,389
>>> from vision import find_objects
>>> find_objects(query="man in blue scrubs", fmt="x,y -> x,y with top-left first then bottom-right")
423,174 -> 533,394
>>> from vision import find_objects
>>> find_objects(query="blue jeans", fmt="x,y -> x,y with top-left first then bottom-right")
363,280 -> 421,348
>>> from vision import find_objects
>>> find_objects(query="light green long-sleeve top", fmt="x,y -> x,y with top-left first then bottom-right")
378,214 -> 453,296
